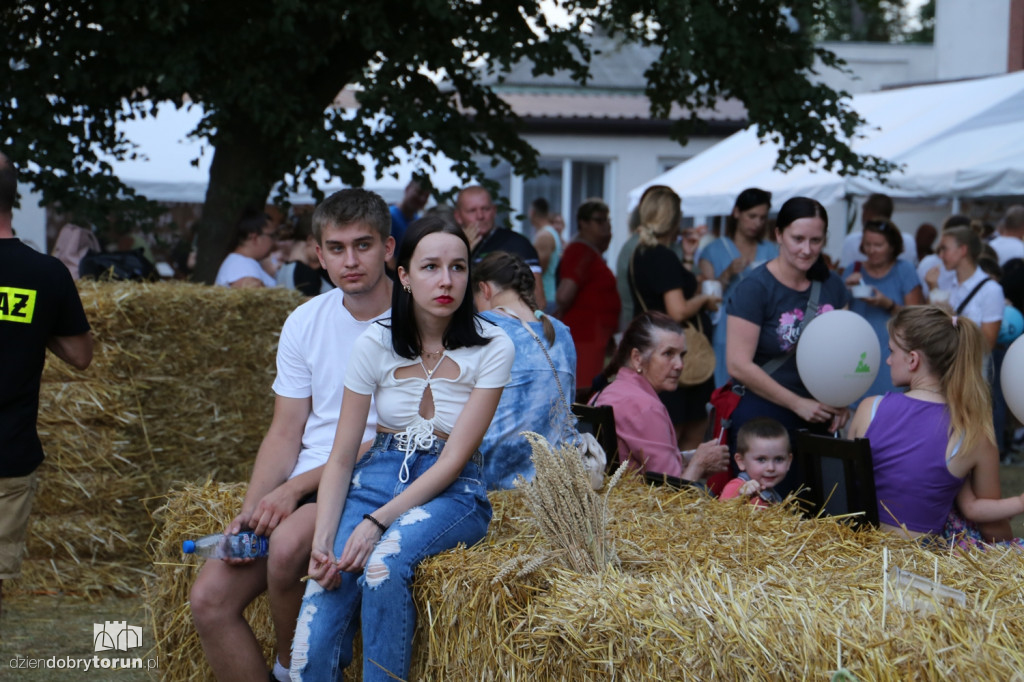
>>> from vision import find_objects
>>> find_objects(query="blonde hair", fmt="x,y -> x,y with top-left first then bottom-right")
636,186 -> 681,248
888,306 -> 993,456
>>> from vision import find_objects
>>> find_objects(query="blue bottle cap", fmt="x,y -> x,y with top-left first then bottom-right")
182,540 -> 196,554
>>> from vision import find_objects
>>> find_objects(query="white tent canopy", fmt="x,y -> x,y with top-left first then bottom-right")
629,71 -> 1024,217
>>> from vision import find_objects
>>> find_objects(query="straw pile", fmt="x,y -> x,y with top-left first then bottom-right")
153,474 -> 1024,681
147,481 -> 275,680
22,281 -> 302,596
411,477 -> 1024,680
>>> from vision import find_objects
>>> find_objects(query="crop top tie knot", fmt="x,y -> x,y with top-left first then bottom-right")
393,416 -> 438,483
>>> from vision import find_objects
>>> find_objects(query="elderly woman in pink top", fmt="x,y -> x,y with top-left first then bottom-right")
590,311 -> 729,480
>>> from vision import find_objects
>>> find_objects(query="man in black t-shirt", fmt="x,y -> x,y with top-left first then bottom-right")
454,185 -> 546,308
0,153 -> 92,610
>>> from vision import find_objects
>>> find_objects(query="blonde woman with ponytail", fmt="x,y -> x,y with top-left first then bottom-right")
849,306 -> 1021,541
473,252 -> 577,489
630,186 -> 721,449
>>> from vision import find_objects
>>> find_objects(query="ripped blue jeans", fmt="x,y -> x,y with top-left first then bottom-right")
290,433 -> 491,682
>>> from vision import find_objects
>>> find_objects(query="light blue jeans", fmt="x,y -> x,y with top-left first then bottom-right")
290,433 -> 491,682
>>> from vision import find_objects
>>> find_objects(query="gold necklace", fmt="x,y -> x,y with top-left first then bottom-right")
419,349 -> 444,379
421,347 -> 444,358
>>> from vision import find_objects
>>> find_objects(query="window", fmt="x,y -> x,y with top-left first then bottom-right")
484,158 -> 609,240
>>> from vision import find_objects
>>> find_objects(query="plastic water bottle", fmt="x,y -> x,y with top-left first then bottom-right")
181,531 -> 269,559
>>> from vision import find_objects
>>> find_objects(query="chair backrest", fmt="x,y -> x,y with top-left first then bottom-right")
792,430 -> 879,528
572,403 -> 619,474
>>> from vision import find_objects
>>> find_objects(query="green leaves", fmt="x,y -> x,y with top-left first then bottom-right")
2,0 -> 887,270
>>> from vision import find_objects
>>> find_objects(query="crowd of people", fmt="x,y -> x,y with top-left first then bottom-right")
201,184 -> 1024,681
5,148 -> 1024,680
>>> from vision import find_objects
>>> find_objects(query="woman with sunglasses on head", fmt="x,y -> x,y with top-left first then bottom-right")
725,197 -> 850,497
290,217 -> 514,682
843,219 -> 924,397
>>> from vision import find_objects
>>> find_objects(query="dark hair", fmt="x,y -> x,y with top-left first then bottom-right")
725,187 -> 772,240
530,197 -> 550,215
230,209 -> 270,251
1002,258 -> 1024,312
862,193 -> 893,220
409,172 -> 432,192
577,197 -> 609,225
390,216 -> 488,359
736,418 -> 790,455
942,214 -> 971,231
603,311 -> 683,378
472,251 -> 555,345
775,197 -> 830,281
0,153 -> 17,215
312,188 -> 390,243
915,223 -> 937,257
860,220 -> 904,261
979,245 -> 1001,279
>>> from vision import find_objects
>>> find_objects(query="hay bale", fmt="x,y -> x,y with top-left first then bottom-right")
16,281 -> 304,596
152,477 -> 1024,681
150,481 -> 363,682
148,481 -> 274,682
410,475 -> 1024,680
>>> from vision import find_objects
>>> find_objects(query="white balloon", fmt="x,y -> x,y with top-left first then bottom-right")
1002,335 -> 1024,424
796,310 -> 881,406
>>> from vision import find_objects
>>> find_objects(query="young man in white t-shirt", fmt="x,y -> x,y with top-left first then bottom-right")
191,189 -> 395,682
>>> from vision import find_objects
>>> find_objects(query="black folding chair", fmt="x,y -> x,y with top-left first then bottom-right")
572,403 -> 619,474
793,430 -> 879,528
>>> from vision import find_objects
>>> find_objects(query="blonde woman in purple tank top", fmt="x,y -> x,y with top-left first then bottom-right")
848,306 -> 1024,541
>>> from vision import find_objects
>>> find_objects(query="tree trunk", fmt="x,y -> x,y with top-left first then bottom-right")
192,121 -> 286,284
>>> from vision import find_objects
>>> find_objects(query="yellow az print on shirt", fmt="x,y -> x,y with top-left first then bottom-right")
0,287 -> 37,323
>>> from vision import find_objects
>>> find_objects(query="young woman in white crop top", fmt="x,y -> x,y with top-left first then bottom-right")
291,217 -> 514,682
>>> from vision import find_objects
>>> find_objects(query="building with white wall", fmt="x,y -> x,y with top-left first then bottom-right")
476,35 -> 745,268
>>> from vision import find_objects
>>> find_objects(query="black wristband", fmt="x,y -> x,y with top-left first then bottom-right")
363,513 -> 388,534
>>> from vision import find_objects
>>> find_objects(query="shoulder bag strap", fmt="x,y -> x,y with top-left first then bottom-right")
628,248 -> 648,313
495,307 -> 573,423
955,277 -> 992,315
630,247 -> 704,335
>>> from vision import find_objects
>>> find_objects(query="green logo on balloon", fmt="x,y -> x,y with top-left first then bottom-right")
854,352 -> 871,374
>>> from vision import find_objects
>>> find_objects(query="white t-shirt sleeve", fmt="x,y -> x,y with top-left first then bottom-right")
216,253 -> 277,287
474,326 -> 515,389
978,281 -> 1006,324
344,326 -> 384,395
272,310 -> 312,398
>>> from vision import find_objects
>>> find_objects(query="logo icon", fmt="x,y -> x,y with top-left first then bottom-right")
854,352 -> 871,374
94,621 -> 143,652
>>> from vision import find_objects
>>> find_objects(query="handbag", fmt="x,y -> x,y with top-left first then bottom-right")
628,248 -> 715,387
678,316 -> 716,387
496,307 -> 606,490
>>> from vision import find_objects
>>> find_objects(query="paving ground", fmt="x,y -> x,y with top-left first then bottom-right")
2,465 -> 1023,682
